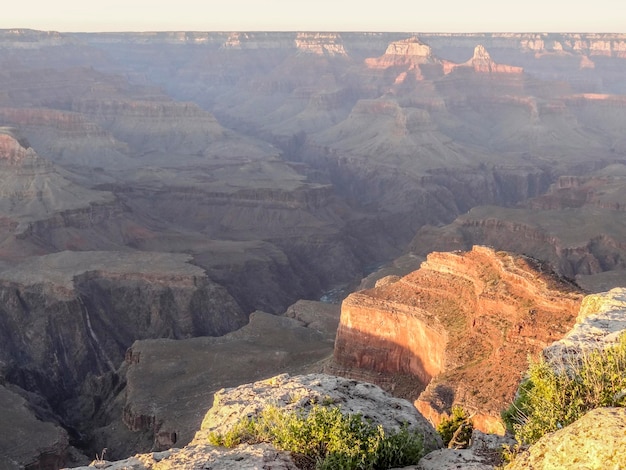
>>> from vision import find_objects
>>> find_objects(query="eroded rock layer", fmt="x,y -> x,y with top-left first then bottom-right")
332,246 -> 584,433
0,250 -> 246,461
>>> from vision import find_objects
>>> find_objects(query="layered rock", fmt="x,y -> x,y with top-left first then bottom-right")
332,246 -> 584,433
364,37 -> 446,82
0,128 -> 121,253
449,45 -> 524,74
0,250 -> 246,454
410,173 -> 626,292
0,107 -> 131,170
109,306 -> 338,457
295,32 -> 347,56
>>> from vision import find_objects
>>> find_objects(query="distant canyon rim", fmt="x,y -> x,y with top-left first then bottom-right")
1,30 -> 626,468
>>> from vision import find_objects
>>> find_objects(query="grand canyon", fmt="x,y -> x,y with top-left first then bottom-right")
0,30 -> 626,469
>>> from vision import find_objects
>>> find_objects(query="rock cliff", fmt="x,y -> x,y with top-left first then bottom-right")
452,45 -> 524,74
0,250 -> 246,466
0,384 -> 70,470
332,246 -> 583,433
101,304 -> 338,458
409,172 -> 626,292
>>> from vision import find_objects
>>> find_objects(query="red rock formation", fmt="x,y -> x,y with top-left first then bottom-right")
446,45 -> 524,75
333,246 -> 583,433
364,37 -> 448,82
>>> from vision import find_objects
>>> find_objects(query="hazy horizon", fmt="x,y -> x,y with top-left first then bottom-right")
1,0 -> 624,34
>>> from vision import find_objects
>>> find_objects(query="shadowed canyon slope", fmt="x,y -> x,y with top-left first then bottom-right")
1,29 -> 626,468
332,246 -> 584,433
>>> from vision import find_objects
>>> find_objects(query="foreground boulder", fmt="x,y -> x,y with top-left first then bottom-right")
505,407 -> 626,469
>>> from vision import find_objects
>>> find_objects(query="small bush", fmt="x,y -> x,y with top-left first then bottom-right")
208,404 -> 425,469
436,406 -> 473,448
503,333 -> 626,445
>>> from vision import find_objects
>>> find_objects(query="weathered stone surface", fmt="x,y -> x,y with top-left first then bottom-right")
412,430 -> 514,470
194,373 -> 442,453
0,384 -> 69,470
543,287 -> 626,368
64,373 -> 441,469
64,444 -> 297,470
505,407 -> 626,470
333,246 -> 583,433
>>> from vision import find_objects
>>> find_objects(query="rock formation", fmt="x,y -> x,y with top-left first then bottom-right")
410,172 -> 626,292
450,45 -> 524,74
504,407 -> 626,469
104,305 -> 338,457
0,385 -> 70,470
0,250 -> 246,467
332,246 -> 584,433
543,287 -> 626,363
64,373 -> 442,470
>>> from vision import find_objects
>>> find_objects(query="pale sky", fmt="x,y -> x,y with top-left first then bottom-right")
1,0 -> 624,33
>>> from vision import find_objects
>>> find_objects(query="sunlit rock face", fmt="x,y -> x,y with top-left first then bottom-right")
332,246 -> 584,433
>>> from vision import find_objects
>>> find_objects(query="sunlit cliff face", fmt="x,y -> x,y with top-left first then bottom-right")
333,246 -> 584,433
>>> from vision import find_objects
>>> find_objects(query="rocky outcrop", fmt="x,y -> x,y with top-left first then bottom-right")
196,373 -> 441,451
65,373 -> 442,470
543,287 -> 626,363
332,246 -> 584,433
295,32 -> 347,56
416,429 -> 514,470
504,407 -> 626,469
364,37 -> 446,82
409,173 -> 626,291
452,45 -> 524,74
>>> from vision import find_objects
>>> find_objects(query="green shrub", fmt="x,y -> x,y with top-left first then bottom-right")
436,406 -> 473,448
503,333 -> 626,445
208,404 -> 425,469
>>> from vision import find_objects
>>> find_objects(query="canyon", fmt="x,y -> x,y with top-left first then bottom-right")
0,29 -> 626,468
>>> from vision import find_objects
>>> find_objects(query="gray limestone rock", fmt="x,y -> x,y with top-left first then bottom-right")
193,373 -> 442,453
504,407 -> 626,470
